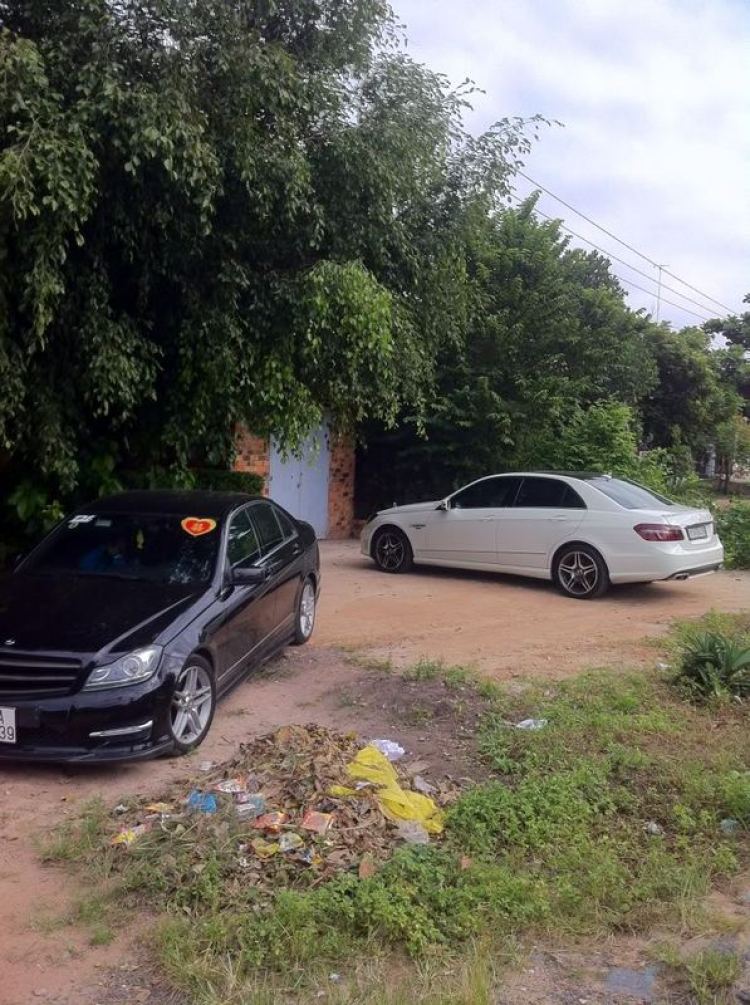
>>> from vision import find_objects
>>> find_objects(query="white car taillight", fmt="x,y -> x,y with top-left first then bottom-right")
634,523 -> 684,542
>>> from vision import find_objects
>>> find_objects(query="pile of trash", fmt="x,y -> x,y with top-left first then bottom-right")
108,726 -> 458,889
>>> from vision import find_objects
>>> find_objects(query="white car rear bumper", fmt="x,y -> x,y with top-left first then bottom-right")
607,540 -> 724,584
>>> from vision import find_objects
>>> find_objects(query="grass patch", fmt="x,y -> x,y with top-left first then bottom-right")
36,797 -> 111,869
45,669 -> 750,1003
343,650 -> 394,673
88,922 -> 116,947
402,658 -> 491,695
476,679 -> 503,702
75,891 -> 117,945
685,947 -> 743,1004
153,928 -> 507,1005
444,666 -> 474,689
403,658 -> 444,681
666,611 -> 750,656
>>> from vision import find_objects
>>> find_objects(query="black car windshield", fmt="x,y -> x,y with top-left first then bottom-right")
586,477 -> 675,510
24,512 -> 220,585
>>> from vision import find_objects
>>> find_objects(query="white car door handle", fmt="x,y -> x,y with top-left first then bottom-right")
548,515 -> 570,522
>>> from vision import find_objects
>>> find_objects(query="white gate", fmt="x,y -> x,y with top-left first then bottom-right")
268,425 -> 330,538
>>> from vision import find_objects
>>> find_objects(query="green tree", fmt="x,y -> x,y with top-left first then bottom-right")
0,0 -> 537,497
705,296 -> 750,418
705,293 -> 750,352
357,201 -> 660,508
640,326 -> 738,454
714,416 -> 750,494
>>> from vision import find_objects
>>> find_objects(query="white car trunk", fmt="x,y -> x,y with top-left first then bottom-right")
661,507 -> 716,547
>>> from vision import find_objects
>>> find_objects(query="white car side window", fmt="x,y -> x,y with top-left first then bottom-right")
452,477 -> 521,509
513,478 -> 586,509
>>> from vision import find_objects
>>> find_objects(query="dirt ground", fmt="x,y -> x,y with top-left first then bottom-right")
2,541 -> 750,1005
316,540 -> 750,676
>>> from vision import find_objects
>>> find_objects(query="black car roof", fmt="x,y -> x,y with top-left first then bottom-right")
80,491 -> 259,519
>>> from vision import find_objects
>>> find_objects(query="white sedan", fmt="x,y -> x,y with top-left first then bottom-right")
360,472 -> 723,599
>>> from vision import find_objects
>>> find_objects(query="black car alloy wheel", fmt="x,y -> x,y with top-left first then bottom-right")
169,655 -> 216,752
293,577 -> 316,645
373,527 -> 413,574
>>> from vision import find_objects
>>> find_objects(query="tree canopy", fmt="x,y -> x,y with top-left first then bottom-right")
356,201 -> 749,511
0,0 -> 537,493
1,1 -> 747,533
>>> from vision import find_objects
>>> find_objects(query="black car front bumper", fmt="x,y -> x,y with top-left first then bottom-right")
0,675 -> 175,763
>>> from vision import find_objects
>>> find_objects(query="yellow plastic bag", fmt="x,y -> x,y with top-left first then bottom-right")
346,746 -> 444,834
328,785 -> 358,798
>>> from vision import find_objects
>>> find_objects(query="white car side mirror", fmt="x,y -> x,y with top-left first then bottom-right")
437,499 -> 450,512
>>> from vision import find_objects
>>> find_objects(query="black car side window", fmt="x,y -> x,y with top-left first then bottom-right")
250,502 -> 285,555
274,507 -> 297,541
513,478 -> 586,509
451,477 -> 521,509
226,509 -> 262,567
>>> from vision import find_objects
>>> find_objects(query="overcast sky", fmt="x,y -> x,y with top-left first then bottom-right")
392,0 -> 750,328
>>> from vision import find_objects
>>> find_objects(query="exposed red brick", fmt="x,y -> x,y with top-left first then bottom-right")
327,433 -> 356,539
233,426 -> 270,495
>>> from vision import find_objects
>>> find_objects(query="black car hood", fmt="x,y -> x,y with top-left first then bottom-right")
0,573 -> 208,657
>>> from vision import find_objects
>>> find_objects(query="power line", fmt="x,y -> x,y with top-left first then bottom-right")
524,202 -> 717,318
507,194 -> 714,322
516,171 -> 734,314
616,276 -> 714,322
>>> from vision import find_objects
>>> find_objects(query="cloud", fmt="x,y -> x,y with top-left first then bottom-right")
393,0 -> 750,325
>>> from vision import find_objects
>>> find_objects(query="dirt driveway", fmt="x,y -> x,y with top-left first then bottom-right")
1,540 -> 749,1004
315,540 -> 750,677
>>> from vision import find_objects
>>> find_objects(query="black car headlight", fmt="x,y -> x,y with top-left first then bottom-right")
83,645 -> 163,690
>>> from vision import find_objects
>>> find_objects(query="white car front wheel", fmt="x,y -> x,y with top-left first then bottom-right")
372,527 -> 413,574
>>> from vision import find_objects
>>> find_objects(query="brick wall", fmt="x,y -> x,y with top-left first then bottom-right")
233,427 -> 270,495
327,434 -> 356,539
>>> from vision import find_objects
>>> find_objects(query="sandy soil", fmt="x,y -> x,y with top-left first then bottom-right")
1,540 -> 749,1004
316,541 -> 750,676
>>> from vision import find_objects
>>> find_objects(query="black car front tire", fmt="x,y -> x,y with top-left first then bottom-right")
292,577 -> 316,645
168,654 -> 217,754
372,527 -> 413,574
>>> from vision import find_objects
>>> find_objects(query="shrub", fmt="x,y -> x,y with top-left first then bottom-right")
123,466 -> 264,496
674,631 -> 750,701
191,468 -> 264,496
715,502 -> 750,569
633,448 -> 712,507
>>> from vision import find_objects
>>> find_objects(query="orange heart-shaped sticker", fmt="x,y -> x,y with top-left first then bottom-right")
181,517 -> 217,537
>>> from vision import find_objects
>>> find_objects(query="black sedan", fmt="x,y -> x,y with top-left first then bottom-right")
0,491 -> 320,762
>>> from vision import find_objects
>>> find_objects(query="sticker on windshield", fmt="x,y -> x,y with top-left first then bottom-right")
68,514 -> 96,527
181,517 -> 217,537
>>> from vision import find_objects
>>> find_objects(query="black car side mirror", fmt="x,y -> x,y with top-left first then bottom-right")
231,565 -> 269,586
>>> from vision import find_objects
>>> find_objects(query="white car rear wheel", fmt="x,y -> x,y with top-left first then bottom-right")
553,545 -> 609,600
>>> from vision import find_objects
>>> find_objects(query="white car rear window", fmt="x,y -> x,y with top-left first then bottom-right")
588,478 -> 674,510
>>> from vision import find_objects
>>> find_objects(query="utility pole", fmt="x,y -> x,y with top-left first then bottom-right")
655,263 -> 666,322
